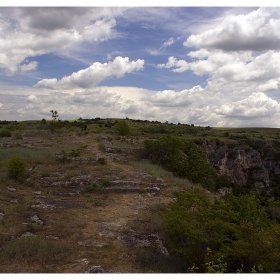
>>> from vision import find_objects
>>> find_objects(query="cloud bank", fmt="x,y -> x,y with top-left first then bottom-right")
1,7 -> 280,128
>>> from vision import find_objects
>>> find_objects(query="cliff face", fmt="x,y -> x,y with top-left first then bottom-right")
198,139 -> 280,189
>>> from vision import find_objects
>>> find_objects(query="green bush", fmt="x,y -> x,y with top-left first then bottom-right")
7,155 -> 27,181
0,129 -> 12,137
81,183 -> 99,194
143,135 -> 216,190
216,175 -> 232,189
97,157 -> 107,165
56,149 -> 81,163
162,188 -> 280,273
102,175 -> 111,187
115,120 -> 132,136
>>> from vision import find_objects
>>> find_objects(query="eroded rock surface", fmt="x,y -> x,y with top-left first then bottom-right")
199,139 -> 280,189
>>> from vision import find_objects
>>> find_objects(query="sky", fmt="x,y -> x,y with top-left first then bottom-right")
1,2 -> 280,127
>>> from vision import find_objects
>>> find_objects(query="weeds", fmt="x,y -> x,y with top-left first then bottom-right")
138,188 -> 147,194
56,149 -> 81,163
25,223 -> 43,233
41,172 -> 50,177
97,157 -> 107,165
0,235 -> 70,263
102,175 -> 111,187
98,142 -> 105,152
90,199 -> 103,207
81,183 -> 99,194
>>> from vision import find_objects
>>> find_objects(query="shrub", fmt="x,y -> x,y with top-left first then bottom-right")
97,157 -> 107,165
115,120 -> 132,136
162,188 -> 280,273
216,175 -> 232,189
56,149 -> 81,163
81,183 -> 99,194
0,129 -> 12,137
68,149 -> 81,157
7,155 -> 27,181
102,175 -> 111,187
143,134 -> 216,190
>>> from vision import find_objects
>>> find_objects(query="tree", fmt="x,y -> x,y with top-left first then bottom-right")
49,110 -> 61,133
50,110 -> 59,121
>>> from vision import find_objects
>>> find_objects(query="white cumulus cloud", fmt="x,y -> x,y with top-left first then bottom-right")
157,56 -> 189,72
0,7 -> 124,76
184,7 -> 280,52
34,56 -> 144,90
20,61 -> 38,72
216,92 -> 280,118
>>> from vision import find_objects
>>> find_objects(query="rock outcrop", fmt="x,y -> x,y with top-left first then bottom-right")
198,139 -> 280,190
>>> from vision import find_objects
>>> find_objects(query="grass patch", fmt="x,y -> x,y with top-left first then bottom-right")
98,142 -> 106,152
89,199 -> 103,207
0,235 -> 70,263
130,160 -> 194,190
0,147 -> 55,165
102,175 -> 111,187
81,183 -> 99,194
0,195 -> 36,237
138,188 -> 147,194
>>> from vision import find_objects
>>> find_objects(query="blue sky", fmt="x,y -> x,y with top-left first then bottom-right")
1,3 -> 280,127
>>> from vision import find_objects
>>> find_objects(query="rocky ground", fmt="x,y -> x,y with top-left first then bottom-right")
0,131 -> 176,273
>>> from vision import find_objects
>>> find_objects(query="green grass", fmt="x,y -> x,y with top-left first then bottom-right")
81,183 -> 99,194
0,147 -> 56,165
129,160 -> 194,190
102,175 -> 111,186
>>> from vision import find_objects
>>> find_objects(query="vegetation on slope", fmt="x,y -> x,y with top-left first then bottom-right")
162,187 -> 280,273
143,134 -> 216,190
